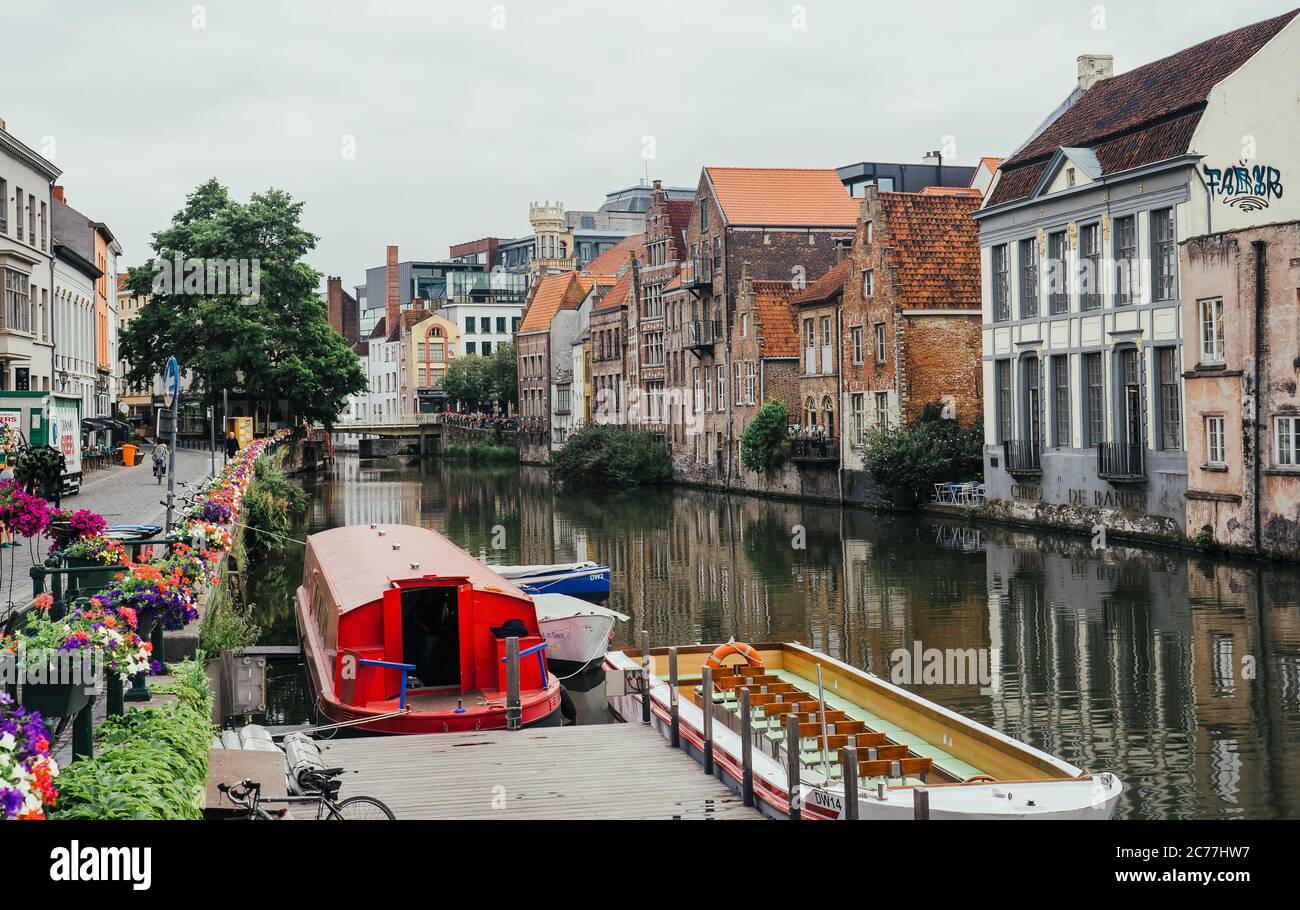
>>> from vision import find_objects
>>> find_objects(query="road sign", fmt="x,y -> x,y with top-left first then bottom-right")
163,356 -> 181,409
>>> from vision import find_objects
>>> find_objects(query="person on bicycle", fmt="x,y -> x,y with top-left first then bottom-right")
152,443 -> 169,483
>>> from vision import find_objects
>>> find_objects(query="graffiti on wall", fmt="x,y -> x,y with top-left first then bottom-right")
1203,163 -> 1284,212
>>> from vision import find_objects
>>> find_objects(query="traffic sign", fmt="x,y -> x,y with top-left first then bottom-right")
163,356 -> 180,409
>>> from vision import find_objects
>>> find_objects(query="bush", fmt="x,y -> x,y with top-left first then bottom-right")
551,425 -> 671,487
442,442 -> 517,462
740,400 -> 789,472
52,654 -> 214,820
244,455 -> 307,556
863,403 -> 984,506
200,582 -> 260,653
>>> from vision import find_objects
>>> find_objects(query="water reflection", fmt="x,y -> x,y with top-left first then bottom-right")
252,456 -> 1300,820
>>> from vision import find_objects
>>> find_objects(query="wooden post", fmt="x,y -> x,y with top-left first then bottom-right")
667,646 -> 680,748
786,710 -> 801,820
914,787 -> 930,820
505,636 -> 522,731
842,743 -> 859,820
639,629 -> 651,725
739,687 -> 754,808
701,665 -> 714,775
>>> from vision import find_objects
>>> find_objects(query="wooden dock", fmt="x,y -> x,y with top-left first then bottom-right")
306,722 -> 763,820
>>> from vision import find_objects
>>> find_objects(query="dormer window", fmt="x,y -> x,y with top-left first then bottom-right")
1066,168 -> 1076,187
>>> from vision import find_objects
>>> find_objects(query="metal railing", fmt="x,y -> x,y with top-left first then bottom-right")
792,436 -> 840,462
680,255 -> 715,289
687,319 -> 723,348
1002,439 -> 1042,475
1097,441 -> 1145,479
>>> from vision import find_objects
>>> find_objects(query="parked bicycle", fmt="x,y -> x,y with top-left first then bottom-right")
218,768 -> 396,820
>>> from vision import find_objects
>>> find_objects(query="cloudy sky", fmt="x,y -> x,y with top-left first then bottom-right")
4,0 -> 1292,289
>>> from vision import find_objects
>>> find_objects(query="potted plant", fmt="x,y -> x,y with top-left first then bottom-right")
60,534 -> 130,591
0,690 -> 59,819
45,508 -> 107,551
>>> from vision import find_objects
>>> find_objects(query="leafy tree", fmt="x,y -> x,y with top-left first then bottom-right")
551,426 -> 671,486
863,401 -> 984,506
740,400 -> 790,472
487,343 -> 518,408
119,179 -> 365,428
444,356 -> 491,408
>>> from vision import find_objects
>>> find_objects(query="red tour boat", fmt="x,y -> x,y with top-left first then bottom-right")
296,524 -> 563,734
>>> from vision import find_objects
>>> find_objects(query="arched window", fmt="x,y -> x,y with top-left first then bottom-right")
805,396 -> 817,431
822,396 -> 835,437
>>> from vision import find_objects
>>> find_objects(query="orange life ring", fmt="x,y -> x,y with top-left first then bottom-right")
704,640 -> 763,671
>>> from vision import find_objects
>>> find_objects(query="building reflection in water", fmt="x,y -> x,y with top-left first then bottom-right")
281,457 -> 1299,819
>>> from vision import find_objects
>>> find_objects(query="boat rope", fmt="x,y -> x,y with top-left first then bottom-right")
549,654 -> 605,681
231,521 -> 309,547
273,708 -> 412,739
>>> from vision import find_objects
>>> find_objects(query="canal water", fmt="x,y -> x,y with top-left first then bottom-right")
248,455 -> 1300,820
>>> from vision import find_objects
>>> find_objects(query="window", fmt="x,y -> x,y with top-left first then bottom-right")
465,318 -> 476,334
803,319 -> 816,375
850,393 -> 865,444
996,360 -> 1012,443
481,341 -> 491,356
805,396 -> 817,430
992,244 -> 1010,321
1048,231 -> 1068,314
465,341 -> 476,355
642,331 -> 664,366
480,317 -> 491,334
496,316 -> 507,333
1199,298 -> 1224,364
1079,223 -> 1101,310
704,367 -> 713,411
1276,416 -> 1300,467
512,317 -> 521,333
14,188 -> 23,241
863,269 -> 874,298
743,362 -> 756,405
1084,352 -> 1103,446
715,365 -> 725,409
1114,215 -> 1138,306
1019,237 -> 1039,318
1158,347 -> 1182,450
1151,208 -> 1177,301
864,222 -> 874,247
4,270 -> 31,333
820,316 -> 833,373
1205,416 -> 1226,466
874,391 -> 889,429
851,326 -> 864,365
874,323 -> 886,363
700,199 -> 709,232
0,178 -> 6,232
822,396 -> 834,436
1053,355 -> 1070,447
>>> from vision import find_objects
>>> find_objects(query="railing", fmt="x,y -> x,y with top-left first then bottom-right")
1097,441 -> 1145,480
680,255 -> 715,290
791,436 -> 839,462
357,658 -> 418,710
1002,439 -> 1042,475
687,319 -> 723,349
335,413 -> 444,429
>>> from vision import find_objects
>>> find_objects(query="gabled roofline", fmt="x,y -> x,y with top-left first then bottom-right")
974,153 -> 1203,221
1029,147 -> 1103,198
0,129 -> 62,181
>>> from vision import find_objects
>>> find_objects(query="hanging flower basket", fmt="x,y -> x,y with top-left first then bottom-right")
17,681 -> 93,718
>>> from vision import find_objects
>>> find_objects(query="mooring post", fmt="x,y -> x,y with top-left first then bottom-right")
739,687 -> 754,808
71,702 -> 94,761
639,629 -> 651,725
701,665 -> 714,774
505,636 -> 521,731
667,646 -> 680,748
842,743 -> 859,820
786,710 -> 801,820
914,787 -> 930,820
106,673 -> 124,717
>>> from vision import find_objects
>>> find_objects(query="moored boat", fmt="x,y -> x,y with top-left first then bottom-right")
296,525 -> 563,734
492,561 -> 611,602
531,593 -> 627,668
605,642 -> 1122,820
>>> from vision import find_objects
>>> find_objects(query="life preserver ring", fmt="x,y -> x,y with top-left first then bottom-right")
704,639 -> 763,671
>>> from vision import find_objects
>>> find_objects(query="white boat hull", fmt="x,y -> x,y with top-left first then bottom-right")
539,612 -> 617,665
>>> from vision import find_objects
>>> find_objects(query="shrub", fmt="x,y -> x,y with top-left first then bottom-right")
551,425 -> 671,487
52,654 -> 214,820
863,403 -> 984,506
740,400 -> 790,472
244,455 -> 307,556
442,442 -> 517,462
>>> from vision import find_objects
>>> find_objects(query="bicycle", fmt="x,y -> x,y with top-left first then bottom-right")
217,768 -> 396,820
153,459 -> 166,484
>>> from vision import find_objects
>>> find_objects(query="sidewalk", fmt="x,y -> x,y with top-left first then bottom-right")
2,447 -> 219,607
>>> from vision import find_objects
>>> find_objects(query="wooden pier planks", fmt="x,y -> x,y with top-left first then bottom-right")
307,722 -> 763,820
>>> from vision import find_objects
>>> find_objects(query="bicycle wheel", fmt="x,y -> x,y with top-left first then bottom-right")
331,795 -> 396,820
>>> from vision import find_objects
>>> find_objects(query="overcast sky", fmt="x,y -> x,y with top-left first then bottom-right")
4,0 -> 1292,289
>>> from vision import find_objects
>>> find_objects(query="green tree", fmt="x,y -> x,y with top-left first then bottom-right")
487,342 -> 518,408
119,179 -> 365,428
740,400 -> 790,472
863,401 -> 984,506
444,356 -> 491,408
551,425 -> 671,486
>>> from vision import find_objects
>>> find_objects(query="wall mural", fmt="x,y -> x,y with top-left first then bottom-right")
1203,162 -> 1284,212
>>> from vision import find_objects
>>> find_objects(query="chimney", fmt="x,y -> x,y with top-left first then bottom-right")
52,185 -> 65,203
1077,54 -> 1113,92
326,276 -> 343,337
385,245 -> 400,335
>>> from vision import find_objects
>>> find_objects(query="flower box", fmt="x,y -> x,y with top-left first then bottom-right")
19,682 -> 94,718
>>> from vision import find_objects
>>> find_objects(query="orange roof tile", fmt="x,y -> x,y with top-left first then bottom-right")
877,192 -> 981,308
704,167 -> 859,227
920,185 -> 983,197
792,259 -> 849,306
663,273 -> 683,291
519,273 -> 587,333
592,269 -> 633,314
979,156 -> 1005,173
751,280 -> 799,358
583,233 -> 644,278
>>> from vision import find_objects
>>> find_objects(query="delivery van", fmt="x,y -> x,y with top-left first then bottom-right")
0,392 -> 85,495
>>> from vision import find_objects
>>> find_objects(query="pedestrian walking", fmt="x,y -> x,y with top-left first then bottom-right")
225,431 -> 239,459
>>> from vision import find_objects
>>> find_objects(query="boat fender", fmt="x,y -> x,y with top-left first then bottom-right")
238,724 -> 282,753
283,731 -> 328,795
559,685 -> 576,724
704,639 -> 763,672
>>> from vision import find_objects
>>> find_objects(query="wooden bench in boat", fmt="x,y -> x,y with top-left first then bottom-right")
844,756 -> 934,782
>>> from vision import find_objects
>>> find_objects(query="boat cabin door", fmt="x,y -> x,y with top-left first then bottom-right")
395,583 -> 461,690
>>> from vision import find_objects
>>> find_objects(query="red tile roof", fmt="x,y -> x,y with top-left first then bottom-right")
877,192 -> 981,308
583,233 -> 644,278
388,307 -> 431,342
989,10 -> 1297,206
751,281 -> 799,358
792,259 -> 849,306
664,199 -> 693,256
519,273 -> 587,333
921,185 -> 982,197
704,167 -> 860,227
592,269 -> 633,315
368,317 -> 388,340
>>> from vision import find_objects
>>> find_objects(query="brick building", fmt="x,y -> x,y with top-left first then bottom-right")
588,269 -> 632,428
838,187 -> 984,503
515,271 -> 592,462
325,275 -> 360,346
792,259 -> 849,498
666,167 -> 859,485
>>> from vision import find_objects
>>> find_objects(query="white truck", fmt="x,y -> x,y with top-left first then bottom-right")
0,392 -> 84,495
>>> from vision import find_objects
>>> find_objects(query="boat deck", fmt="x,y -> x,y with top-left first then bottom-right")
302,722 -> 764,820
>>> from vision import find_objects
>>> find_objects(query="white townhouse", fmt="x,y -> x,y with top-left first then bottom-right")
974,10 -> 1300,541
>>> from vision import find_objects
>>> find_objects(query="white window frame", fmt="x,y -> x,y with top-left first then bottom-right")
1199,297 -> 1224,364
1276,416 -> 1300,467
1205,415 -> 1226,466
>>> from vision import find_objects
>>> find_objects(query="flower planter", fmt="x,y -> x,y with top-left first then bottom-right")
20,681 -> 94,718
66,556 -> 124,592
47,520 -> 77,550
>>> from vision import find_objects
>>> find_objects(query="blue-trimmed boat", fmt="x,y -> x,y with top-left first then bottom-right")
492,561 -> 611,602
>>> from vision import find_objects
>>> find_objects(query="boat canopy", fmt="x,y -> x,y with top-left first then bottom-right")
491,562 -> 598,579
531,593 -> 628,623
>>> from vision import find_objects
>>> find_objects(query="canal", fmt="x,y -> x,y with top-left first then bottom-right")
248,455 -> 1300,820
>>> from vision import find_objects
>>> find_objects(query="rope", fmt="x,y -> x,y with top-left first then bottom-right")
271,707 -> 411,739
231,521 -> 309,547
